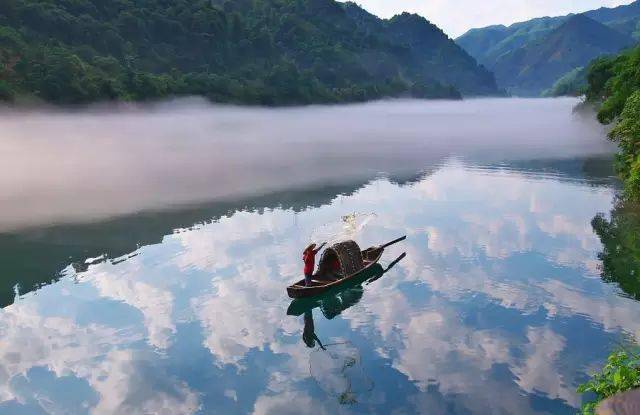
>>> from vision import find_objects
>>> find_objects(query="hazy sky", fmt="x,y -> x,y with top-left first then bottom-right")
343,0 -> 635,37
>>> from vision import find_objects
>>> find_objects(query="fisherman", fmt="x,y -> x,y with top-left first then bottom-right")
303,242 -> 326,286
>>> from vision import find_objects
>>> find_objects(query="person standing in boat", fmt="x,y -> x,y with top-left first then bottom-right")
303,242 -> 326,286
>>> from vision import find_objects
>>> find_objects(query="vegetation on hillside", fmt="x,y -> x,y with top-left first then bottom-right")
580,43 -> 640,414
0,0 -> 499,106
585,45 -> 640,199
458,1 -> 640,66
457,1 -> 640,96
542,66 -> 586,97
457,17 -> 561,69
489,14 -> 633,96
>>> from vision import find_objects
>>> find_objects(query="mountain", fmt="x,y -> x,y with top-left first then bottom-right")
491,14 -> 634,95
384,13 -> 498,95
341,4 -> 498,95
0,0 -> 499,105
458,1 -> 640,66
456,0 -> 640,95
541,66 -> 587,97
458,17 -> 564,70
586,0 -> 640,37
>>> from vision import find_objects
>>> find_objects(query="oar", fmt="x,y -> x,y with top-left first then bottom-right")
379,235 -> 407,249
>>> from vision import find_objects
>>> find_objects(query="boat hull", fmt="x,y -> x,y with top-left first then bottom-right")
286,247 -> 383,299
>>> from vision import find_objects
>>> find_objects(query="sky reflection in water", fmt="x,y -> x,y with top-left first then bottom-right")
0,158 -> 637,415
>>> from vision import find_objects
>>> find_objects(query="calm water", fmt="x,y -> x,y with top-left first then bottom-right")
1,99 -> 637,414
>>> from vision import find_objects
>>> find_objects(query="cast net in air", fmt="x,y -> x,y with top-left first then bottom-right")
309,212 -> 376,247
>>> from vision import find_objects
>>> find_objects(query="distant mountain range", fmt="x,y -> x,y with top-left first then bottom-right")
457,1 -> 640,96
342,3 -> 498,96
0,0 -> 499,105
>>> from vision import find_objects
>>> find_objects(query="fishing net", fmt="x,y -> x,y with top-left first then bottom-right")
309,341 -> 374,405
317,240 -> 364,276
310,212 -> 376,246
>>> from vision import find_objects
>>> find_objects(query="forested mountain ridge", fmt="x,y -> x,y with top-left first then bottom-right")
0,0 -> 499,105
458,0 -> 640,67
491,14 -> 634,96
458,17 -> 561,70
457,0 -> 640,95
342,4 -> 498,95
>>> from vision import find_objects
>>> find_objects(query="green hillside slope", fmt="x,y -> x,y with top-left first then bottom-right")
0,0 -> 499,105
385,13 -> 498,95
456,1 -> 640,95
458,1 -> 640,66
541,66 -> 587,97
584,45 -> 640,199
492,14 -> 633,96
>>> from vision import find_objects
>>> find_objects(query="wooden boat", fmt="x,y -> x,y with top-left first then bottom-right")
287,252 -> 406,316
286,236 -> 406,299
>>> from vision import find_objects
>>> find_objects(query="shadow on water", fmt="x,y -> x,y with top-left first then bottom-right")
0,180 -> 372,308
486,155 -> 618,188
0,155 -> 615,309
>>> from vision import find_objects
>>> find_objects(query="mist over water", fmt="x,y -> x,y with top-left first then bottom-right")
0,97 -> 613,231
0,97 -> 633,415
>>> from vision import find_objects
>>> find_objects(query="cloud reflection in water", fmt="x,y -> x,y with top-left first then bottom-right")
0,161 -> 636,414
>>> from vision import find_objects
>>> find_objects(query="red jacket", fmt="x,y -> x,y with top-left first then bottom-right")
303,250 -> 316,275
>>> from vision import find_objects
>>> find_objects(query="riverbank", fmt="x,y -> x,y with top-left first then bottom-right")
583,45 -> 640,200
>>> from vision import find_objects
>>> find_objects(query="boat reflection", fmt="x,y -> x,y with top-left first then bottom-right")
290,252 -> 407,352
291,253 -> 405,405
287,252 -> 406,320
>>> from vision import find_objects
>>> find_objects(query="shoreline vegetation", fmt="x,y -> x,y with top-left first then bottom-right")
580,198 -> 640,414
584,45 -> 640,200
579,44 -> 640,413
578,349 -> 640,414
0,0 -> 502,107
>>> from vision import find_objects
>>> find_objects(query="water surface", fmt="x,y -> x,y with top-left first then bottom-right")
0,98 -> 636,415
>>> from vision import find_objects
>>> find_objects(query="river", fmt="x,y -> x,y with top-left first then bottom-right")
0,98 -> 636,414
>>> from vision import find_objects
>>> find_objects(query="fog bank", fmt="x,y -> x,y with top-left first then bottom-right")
0,98 -> 613,231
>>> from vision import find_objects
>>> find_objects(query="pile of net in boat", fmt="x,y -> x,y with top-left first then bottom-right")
317,240 -> 364,276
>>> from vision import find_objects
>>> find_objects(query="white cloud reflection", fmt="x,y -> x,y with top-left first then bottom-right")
1,160 -> 637,414
0,285 -> 198,414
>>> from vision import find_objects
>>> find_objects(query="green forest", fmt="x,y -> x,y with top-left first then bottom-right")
585,44 -> 640,199
0,0 -> 499,105
579,44 -> 640,413
579,199 -> 640,414
456,1 -> 640,96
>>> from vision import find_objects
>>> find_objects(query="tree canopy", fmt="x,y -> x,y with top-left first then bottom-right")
0,0 -> 499,105
585,45 -> 640,199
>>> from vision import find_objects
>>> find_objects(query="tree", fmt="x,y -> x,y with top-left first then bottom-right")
586,45 -> 640,200
0,0 -> 497,105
